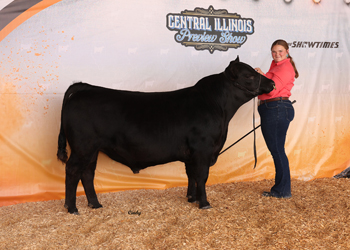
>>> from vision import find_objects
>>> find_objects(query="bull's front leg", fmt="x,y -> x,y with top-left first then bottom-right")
197,167 -> 211,209
186,161 -> 212,209
187,178 -> 197,203
185,164 -> 197,203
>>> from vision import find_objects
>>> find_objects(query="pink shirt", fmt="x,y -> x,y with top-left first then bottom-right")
258,58 -> 295,100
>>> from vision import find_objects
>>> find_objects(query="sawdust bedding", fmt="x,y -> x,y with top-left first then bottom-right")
1,178 -> 350,250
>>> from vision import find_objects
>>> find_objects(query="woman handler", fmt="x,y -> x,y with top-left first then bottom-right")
255,39 -> 299,198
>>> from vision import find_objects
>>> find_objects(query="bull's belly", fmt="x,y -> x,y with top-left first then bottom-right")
101,146 -> 187,173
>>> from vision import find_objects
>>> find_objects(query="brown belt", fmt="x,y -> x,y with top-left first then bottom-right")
259,97 -> 289,106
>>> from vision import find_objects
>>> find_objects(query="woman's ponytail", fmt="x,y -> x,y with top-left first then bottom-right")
289,55 -> 299,78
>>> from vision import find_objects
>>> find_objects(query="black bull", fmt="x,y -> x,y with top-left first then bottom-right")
57,57 -> 275,214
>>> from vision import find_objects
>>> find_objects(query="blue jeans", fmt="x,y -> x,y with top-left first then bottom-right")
258,99 -> 294,197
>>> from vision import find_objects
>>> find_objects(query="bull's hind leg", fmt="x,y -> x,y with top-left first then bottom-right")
81,155 -> 102,209
65,153 -> 83,214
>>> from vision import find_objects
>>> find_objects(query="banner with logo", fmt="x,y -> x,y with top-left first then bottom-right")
1,0 -> 349,206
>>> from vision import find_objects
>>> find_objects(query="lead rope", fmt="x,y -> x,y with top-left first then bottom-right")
219,100 -> 296,169
218,97 -> 258,169
253,76 -> 261,168
253,97 -> 257,169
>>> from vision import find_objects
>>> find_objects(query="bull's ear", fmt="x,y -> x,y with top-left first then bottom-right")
234,56 -> 240,62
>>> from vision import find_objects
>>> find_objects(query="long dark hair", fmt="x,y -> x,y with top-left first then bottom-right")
271,39 -> 299,78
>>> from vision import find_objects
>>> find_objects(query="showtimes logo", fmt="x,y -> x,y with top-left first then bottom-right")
289,41 -> 339,48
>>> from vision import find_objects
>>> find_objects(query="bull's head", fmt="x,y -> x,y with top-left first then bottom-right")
224,56 -> 275,96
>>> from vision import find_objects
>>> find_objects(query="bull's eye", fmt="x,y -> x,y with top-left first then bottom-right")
245,75 -> 254,80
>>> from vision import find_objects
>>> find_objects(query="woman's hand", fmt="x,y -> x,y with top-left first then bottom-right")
254,67 -> 264,75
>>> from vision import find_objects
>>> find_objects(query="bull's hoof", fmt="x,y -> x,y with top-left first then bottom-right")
200,205 -> 212,209
188,197 -> 197,203
64,204 -> 79,215
199,201 -> 212,209
88,203 -> 103,209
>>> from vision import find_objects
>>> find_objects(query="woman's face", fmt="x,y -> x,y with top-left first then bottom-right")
271,45 -> 289,63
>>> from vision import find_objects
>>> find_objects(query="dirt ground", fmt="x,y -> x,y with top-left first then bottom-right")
1,178 -> 350,249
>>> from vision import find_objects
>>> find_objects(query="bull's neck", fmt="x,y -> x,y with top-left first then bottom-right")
223,76 -> 256,122
194,73 -> 256,125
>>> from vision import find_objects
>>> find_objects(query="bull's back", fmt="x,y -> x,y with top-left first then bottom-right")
63,84 -> 202,133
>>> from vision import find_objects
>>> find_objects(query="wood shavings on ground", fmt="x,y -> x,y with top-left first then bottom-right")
1,178 -> 350,249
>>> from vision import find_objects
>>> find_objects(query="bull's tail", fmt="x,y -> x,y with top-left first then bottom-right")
57,125 -> 68,163
57,82 -> 93,163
